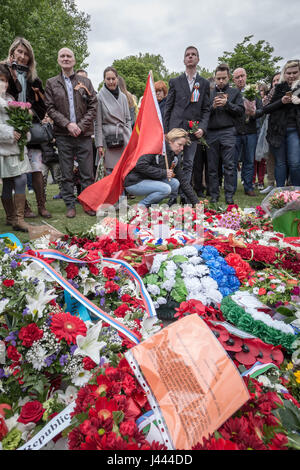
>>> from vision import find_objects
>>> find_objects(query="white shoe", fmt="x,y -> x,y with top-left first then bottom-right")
260,185 -> 274,194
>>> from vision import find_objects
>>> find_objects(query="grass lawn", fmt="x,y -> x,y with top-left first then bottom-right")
0,179 -> 267,245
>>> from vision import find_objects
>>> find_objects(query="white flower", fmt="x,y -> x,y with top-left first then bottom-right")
161,279 -> 175,291
181,263 -> 197,278
275,285 -> 286,293
184,277 -> 201,293
25,281 -> 57,318
253,287 -> 260,295
257,375 -> 272,388
0,340 -> 5,364
82,277 -> 98,296
157,297 -> 167,305
56,386 -> 78,405
194,265 -> 210,277
71,368 -> 92,387
26,344 -> 48,370
78,266 -> 90,279
150,253 -> 168,273
21,262 -> 53,283
74,321 -> 106,364
0,298 -> 9,314
146,284 -> 161,296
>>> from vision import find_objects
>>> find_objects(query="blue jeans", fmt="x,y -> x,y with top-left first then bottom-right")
234,133 -> 258,192
125,178 -> 180,207
270,128 -> 300,187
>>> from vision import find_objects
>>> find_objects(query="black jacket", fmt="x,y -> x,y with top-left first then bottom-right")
234,92 -> 262,135
124,148 -> 199,205
207,84 -> 244,131
164,73 -> 211,136
256,81 -> 300,148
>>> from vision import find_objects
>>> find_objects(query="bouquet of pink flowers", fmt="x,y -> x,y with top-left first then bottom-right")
268,190 -> 300,210
5,101 -> 32,161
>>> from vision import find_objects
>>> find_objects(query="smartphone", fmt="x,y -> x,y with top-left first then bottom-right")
285,91 -> 293,97
216,91 -> 225,96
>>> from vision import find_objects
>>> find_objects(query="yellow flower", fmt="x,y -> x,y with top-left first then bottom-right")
286,362 -> 294,371
294,371 -> 300,384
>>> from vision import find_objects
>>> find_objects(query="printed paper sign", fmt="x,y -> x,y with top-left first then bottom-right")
127,314 -> 250,450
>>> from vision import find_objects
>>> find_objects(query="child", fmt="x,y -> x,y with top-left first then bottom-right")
0,65 -> 31,231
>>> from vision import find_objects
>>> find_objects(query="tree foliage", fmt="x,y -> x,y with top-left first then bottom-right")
112,53 -> 171,98
218,35 -> 283,85
0,0 -> 90,85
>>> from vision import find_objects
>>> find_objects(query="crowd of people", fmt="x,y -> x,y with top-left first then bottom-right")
0,38 -> 300,232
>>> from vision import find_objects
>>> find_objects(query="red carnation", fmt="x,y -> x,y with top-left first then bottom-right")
83,356 -> 97,371
102,267 -> 117,279
104,280 -> 120,294
119,420 -> 137,437
89,264 -> 99,276
18,400 -> 45,424
2,279 -> 14,287
18,323 -> 43,348
6,345 -> 21,362
0,416 -> 8,440
114,304 -> 130,318
65,263 -> 79,279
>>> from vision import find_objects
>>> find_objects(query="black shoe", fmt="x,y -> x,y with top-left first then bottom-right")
167,197 -> 178,207
196,191 -> 205,198
180,196 -> 187,205
210,197 -> 219,204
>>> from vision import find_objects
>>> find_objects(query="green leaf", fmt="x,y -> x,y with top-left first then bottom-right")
113,410 -> 124,426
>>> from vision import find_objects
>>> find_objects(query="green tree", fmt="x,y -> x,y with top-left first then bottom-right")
0,0 -> 90,85
218,35 -> 283,84
112,53 -> 170,98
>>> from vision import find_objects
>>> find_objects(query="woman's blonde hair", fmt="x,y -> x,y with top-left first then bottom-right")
7,37 -> 37,82
280,60 -> 300,83
166,128 -> 191,145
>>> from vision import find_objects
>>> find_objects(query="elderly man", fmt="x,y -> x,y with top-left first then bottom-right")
164,46 -> 210,204
232,67 -> 262,196
45,48 -> 98,217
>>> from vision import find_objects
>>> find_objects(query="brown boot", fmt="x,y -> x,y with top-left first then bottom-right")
13,194 -> 29,232
24,198 -> 37,218
32,171 -> 52,218
1,197 -> 16,225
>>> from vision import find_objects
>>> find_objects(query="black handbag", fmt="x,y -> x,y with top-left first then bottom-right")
105,132 -> 124,149
30,121 -> 54,145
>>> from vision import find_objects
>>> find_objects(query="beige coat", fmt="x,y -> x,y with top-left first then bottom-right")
94,86 -> 132,171
0,95 -> 31,178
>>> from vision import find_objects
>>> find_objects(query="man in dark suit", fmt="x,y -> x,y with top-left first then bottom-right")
164,46 -> 211,203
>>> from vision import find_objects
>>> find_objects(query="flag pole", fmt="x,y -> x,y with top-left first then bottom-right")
149,69 -> 170,180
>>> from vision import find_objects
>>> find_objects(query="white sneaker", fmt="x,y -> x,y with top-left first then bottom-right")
260,185 -> 274,194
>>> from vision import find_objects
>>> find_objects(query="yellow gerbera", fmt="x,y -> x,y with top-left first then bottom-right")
294,371 -> 300,384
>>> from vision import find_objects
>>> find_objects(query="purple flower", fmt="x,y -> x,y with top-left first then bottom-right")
59,354 -> 69,366
22,307 -> 30,316
292,286 -> 300,296
70,345 -> 77,355
10,260 -> 18,269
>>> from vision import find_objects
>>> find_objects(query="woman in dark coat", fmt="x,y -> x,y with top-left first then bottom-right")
4,37 -> 52,218
256,60 -> 300,187
124,128 -> 199,207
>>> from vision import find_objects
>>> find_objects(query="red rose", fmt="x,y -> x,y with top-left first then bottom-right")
65,263 -> 79,279
2,279 -> 14,287
19,323 -> 44,348
6,345 -> 21,362
102,267 -> 117,279
18,400 -> 45,424
188,120 -> 193,128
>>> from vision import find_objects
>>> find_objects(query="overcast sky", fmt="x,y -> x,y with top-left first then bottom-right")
75,0 -> 299,91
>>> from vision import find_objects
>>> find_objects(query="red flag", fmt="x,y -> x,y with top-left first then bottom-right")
78,73 -> 165,211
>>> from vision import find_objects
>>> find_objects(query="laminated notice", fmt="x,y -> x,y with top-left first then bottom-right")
126,314 -> 250,450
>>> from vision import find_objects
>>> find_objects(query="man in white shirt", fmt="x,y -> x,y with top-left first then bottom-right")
164,46 -> 211,203
45,48 -> 98,218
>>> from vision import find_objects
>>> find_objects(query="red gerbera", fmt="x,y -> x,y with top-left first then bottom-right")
50,312 -> 87,344
95,397 -> 119,420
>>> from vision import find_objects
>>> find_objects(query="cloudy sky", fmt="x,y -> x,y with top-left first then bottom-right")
75,0 -> 299,90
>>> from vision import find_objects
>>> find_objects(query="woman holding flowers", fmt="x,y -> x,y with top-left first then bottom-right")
0,65 -> 31,231
4,37 -> 52,218
257,60 -> 300,187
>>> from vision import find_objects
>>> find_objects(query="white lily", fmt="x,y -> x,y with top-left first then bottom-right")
74,320 -> 106,364
0,298 -> 9,315
21,262 -> 53,283
25,281 -> 57,318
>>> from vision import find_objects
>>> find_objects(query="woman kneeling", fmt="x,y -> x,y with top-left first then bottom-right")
124,128 -> 199,207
